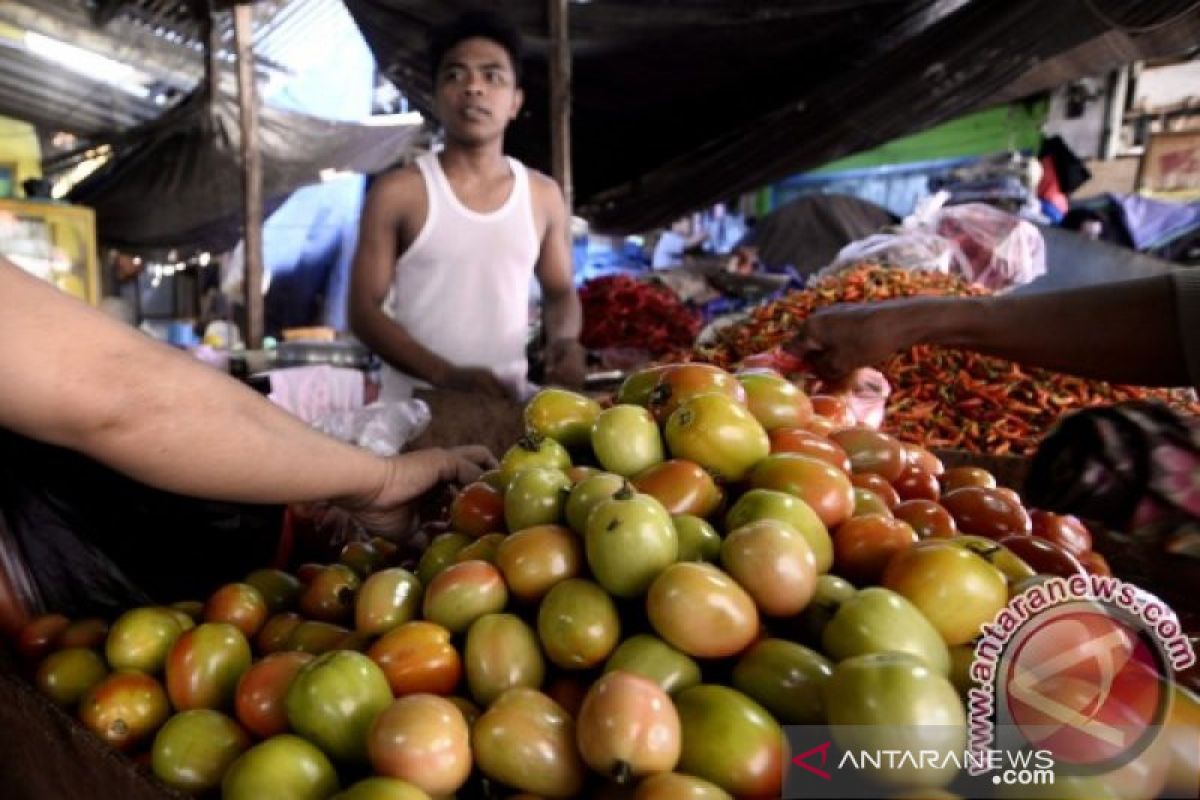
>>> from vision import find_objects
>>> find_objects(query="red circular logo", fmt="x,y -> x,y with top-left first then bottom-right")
1002,604 -> 1168,768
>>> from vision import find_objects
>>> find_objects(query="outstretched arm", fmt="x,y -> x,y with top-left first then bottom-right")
0,259 -> 493,529
788,273 -> 1192,387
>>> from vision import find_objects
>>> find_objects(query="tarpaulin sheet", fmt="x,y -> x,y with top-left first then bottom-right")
743,193 -> 897,275
344,0 -> 1200,232
65,88 -> 421,256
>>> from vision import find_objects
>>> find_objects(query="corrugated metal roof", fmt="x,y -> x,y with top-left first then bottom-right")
0,0 -> 325,137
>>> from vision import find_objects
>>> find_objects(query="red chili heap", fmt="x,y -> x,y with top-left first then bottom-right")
580,275 -> 702,357
694,263 -> 1200,455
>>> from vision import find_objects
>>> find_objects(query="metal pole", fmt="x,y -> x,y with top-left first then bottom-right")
233,1 -> 264,349
548,0 -> 572,213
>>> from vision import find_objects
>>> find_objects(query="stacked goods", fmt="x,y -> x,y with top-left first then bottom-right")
10,374 -> 1200,800
579,275 -> 703,357
693,263 -> 1200,454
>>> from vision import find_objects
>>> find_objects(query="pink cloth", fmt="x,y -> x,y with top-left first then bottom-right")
267,365 -> 364,424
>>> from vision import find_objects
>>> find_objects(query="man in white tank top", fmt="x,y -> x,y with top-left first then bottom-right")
349,10 -> 584,401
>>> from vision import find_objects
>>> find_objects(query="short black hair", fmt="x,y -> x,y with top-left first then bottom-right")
428,9 -> 524,85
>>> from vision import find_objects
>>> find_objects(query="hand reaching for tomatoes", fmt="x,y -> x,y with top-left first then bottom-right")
338,446 -> 497,539
785,302 -> 922,381
543,338 -> 587,390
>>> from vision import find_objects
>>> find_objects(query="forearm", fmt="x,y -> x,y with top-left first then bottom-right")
351,304 -> 452,385
905,274 -> 1189,386
542,288 -> 582,343
80,345 -> 390,505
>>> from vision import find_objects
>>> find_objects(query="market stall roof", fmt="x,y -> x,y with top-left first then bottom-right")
0,0 -> 320,137
345,0 -> 1200,232
63,89 -> 421,256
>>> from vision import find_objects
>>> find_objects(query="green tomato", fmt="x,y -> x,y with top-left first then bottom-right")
821,587 -> 950,676
565,472 -> 626,534
504,466 -> 571,531
152,709 -> 250,793
732,638 -> 832,724
603,634 -> 701,695
284,651 -> 393,763
726,488 -> 833,573
672,514 -> 722,563
674,685 -> 784,797
823,652 -> 966,791
498,434 -> 572,488
524,388 -> 603,449
586,489 -> 677,597
591,404 -> 664,477
222,734 -> 339,800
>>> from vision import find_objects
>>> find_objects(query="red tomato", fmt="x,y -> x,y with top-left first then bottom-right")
748,453 -> 855,528
892,464 -> 940,502
849,473 -> 901,508
805,416 -> 838,437
830,428 -> 907,482
1029,510 -> 1093,557
903,443 -> 944,476
768,427 -> 851,472
368,621 -> 462,697
80,671 -> 170,751
166,622 -> 253,711
997,535 -> 1086,579
205,583 -> 268,639
295,563 -> 323,584
940,466 -> 997,492
58,618 -> 109,650
298,565 -> 361,624
449,481 -> 506,537
893,499 -> 957,539
832,514 -> 918,585
235,652 -> 314,739
1079,550 -> 1112,577
941,487 -> 1032,540
16,614 -> 70,662
632,459 -> 724,517
255,613 -> 303,655
810,395 -> 855,429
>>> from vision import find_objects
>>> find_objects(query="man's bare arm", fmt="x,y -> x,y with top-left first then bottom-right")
533,176 -> 585,387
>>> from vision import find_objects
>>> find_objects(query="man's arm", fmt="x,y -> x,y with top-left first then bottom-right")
788,273 -> 1190,387
348,172 -> 510,397
533,175 -> 585,388
0,259 -> 492,527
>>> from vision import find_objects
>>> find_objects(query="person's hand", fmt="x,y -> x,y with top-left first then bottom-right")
543,338 -> 587,389
338,445 -> 497,537
785,303 -> 908,381
442,365 -> 512,399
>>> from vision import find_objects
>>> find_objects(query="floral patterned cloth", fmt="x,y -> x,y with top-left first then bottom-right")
1025,402 -> 1200,558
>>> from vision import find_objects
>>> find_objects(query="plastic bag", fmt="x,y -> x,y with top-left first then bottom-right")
825,229 -> 959,275
315,400 -> 432,457
932,202 -> 1046,291
823,192 -> 1045,292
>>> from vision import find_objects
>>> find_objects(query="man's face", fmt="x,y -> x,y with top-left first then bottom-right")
434,37 -> 523,146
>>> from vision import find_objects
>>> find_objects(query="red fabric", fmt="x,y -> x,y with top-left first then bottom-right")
1038,154 -> 1069,214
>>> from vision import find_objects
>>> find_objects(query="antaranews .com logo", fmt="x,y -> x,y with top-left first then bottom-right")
783,573 -> 1198,799
970,574 -> 1195,780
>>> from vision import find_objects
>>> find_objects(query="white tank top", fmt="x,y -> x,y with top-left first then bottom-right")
381,151 -> 540,399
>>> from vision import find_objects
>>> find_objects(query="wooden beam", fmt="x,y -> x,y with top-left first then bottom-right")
548,0 -> 572,213
233,1 -> 264,349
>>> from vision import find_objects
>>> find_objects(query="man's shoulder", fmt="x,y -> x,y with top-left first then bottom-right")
373,163 -> 425,194
367,163 -> 426,219
523,167 -> 565,206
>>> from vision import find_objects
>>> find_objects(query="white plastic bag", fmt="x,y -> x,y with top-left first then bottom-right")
315,400 -> 432,457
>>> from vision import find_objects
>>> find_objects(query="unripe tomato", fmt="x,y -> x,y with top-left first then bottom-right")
151,709 -> 250,793
80,670 -> 170,751
205,583 -> 268,638
368,695 -> 471,796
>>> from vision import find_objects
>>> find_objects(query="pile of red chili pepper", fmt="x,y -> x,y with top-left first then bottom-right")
694,263 -> 1200,455
580,274 -> 702,356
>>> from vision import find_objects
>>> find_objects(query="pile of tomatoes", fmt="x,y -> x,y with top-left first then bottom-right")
10,362 -> 1200,800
